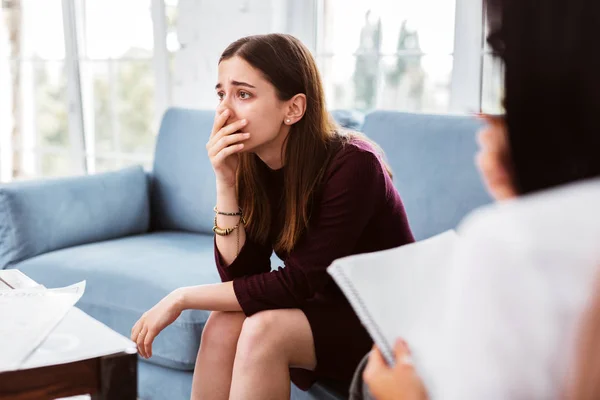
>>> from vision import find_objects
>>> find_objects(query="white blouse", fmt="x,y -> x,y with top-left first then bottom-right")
432,178 -> 600,399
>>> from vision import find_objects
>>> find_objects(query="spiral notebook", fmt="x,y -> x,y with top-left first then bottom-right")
327,230 -> 458,370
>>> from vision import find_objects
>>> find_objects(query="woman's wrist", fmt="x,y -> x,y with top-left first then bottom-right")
216,180 -> 240,214
171,287 -> 188,313
216,179 -> 236,194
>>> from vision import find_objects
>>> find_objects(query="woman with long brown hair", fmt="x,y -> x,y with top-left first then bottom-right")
131,33 -> 415,399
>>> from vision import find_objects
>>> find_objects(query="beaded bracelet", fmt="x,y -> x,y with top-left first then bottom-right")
213,206 -> 243,216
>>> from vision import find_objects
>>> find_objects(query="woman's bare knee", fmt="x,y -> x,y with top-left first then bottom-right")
200,311 -> 246,353
235,310 -> 316,370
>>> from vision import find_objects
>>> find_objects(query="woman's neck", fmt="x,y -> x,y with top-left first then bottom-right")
254,126 -> 290,170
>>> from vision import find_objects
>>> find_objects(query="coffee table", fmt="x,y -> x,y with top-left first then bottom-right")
0,271 -> 138,400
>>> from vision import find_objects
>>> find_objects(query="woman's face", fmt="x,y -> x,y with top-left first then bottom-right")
475,115 -> 518,201
216,56 -> 288,154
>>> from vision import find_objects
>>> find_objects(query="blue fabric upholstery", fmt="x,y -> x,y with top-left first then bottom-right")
151,108 -> 218,234
0,166 -> 149,269
138,360 -> 194,400
330,109 -> 365,131
10,231 -> 218,370
362,111 -> 492,240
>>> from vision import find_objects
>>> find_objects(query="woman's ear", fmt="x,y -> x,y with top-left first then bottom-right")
284,94 -> 307,125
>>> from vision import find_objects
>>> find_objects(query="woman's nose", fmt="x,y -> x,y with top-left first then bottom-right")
217,99 -> 236,118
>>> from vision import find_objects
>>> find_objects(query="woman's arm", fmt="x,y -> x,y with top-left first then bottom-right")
131,282 -> 242,359
179,281 -> 242,312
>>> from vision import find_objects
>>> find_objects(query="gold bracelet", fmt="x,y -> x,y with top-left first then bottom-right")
213,217 -> 239,236
212,214 -> 247,236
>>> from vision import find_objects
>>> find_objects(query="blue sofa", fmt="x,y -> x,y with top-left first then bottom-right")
0,108 -> 491,399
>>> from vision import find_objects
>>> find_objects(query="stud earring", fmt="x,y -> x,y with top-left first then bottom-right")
286,119 -> 291,123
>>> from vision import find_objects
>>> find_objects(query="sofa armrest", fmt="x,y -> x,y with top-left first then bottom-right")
0,166 -> 150,269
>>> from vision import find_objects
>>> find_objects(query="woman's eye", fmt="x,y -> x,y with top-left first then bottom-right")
216,92 -> 225,101
239,91 -> 251,99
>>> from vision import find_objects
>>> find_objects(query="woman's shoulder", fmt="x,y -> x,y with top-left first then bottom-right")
459,178 -> 600,251
327,135 -> 386,175
455,178 -> 600,281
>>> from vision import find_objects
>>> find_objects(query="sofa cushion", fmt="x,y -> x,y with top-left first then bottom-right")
362,111 -> 492,240
0,166 -> 149,269
10,231 -> 220,371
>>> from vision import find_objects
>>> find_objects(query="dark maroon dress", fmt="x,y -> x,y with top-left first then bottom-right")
214,139 -> 415,391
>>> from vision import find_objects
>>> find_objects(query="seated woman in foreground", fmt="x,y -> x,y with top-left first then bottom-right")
132,33 -> 415,400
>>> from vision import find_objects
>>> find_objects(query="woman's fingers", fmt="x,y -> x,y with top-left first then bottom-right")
206,118 -> 248,150
137,326 -> 149,358
130,319 -> 141,342
208,132 -> 250,158
214,143 -> 245,164
144,329 -> 156,358
210,109 -> 230,139
364,345 -> 388,384
393,339 -> 413,367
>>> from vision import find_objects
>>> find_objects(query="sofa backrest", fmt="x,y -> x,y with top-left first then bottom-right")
362,111 -> 492,240
151,108 -> 218,234
151,108 -> 492,239
0,166 -> 149,269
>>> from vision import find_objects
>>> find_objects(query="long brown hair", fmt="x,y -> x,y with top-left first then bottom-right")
219,34 -> 387,253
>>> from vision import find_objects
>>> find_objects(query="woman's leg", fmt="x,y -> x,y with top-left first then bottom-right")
191,311 -> 246,400
229,309 -> 317,400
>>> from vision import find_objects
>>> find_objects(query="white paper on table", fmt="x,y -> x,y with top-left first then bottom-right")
0,281 -> 86,372
20,306 -> 137,370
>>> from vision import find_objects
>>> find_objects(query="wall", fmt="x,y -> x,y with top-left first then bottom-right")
171,0 -> 317,109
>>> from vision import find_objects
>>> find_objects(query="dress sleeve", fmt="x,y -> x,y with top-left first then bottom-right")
214,235 -> 272,282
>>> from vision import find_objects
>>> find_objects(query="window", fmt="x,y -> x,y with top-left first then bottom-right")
1,0 -> 71,180
480,17 -> 504,114
1,0 -> 499,183
79,0 -> 156,174
317,0 -> 456,113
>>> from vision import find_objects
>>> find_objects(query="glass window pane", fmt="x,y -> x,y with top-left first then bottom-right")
94,157 -> 121,174
32,61 -> 69,147
9,59 -> 71,178
81,60 -> 156,155
82,0 -> 153,59
81,60 -> 114,153
116,60 -> 156,154
21,0 -> 65,59
320,54 -> 452,113
321,0 -> 456,56
481,54 -> 504,114
377,55 -> 452,113
39,151 -> 72,178
93,157 -> 150,174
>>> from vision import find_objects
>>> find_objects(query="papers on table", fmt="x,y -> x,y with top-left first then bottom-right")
0,279 -> 86,372
20,306 -> 137,370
